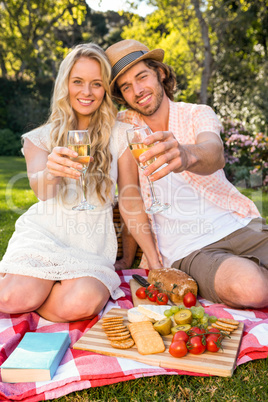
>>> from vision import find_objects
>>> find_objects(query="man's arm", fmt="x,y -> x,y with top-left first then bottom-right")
139,131 -> 225,181
117,148 -> 162,270
114,221 -> 138,271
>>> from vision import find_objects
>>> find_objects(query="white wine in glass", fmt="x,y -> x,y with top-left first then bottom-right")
67,130 -> 96,211
126,126 -> 170,215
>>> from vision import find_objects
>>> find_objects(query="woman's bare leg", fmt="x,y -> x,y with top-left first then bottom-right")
0,274 -> 55,314
36,277 -> 110,322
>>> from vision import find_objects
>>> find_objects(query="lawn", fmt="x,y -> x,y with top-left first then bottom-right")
0,156 -> 268,401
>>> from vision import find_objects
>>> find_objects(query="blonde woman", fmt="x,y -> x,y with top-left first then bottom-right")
0,43 -> 156,322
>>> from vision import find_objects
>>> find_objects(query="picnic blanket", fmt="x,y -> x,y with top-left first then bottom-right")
0,268 -> 267,402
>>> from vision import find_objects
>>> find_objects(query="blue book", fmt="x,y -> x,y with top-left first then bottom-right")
1,332 -> 71,383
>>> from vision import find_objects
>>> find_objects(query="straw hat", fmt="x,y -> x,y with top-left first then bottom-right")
105,39 -> 164,91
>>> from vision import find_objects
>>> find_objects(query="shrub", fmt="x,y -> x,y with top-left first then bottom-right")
221,120 -> 268,191
0,129 -> 22,156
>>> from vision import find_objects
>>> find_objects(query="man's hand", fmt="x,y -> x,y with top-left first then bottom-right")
139,131 -> 189,181
138,130 -> 225,181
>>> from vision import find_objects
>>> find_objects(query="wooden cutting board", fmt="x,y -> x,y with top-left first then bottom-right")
73,308 -> 244,377
130,278 -> 201,307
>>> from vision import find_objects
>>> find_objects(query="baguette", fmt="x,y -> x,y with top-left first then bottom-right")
148,268 -> 198,304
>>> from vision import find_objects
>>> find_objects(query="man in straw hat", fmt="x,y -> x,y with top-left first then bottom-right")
106,39 -> 268,308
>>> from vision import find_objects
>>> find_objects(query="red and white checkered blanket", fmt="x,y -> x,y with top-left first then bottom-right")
1,269 -> 268,401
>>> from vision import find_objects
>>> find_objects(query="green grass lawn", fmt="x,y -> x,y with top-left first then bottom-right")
1,156 -> 268,402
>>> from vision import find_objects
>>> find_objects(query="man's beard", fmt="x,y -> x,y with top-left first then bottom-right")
132,83 -> 164,116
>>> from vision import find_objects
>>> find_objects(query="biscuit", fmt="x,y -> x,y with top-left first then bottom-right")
217,318 -> 239,326
110,338 -> 135,349
129,321 -> 165,355
104,326 -> 128,334
102,316 -> 124,323
107,333 -> 131,341
215,321 -> 238,330
102,322 -> 125,328
211,323 -> 231,334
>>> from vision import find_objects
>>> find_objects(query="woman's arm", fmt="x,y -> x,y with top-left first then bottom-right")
117,148 -> 162,270
23,139 -> 83,201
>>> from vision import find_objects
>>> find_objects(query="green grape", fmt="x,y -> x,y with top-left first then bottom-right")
191,307 -> 198,318
178,304 -> 185,311
195,309 -> 204,319
191,318 -> 199,327
169,306 -> 179,315
201,322 -> 208,329
208,315 -> 218,323
164,309 -> 173,318
200,315 -> 209,324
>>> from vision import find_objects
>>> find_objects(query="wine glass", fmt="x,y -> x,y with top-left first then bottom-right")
126,125 -> 170,215
67,130 -> 96,211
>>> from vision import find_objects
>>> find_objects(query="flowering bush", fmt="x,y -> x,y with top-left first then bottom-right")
220,120 -> 268,191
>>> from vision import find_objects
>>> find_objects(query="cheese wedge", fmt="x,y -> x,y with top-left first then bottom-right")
137,305 -> 170,322
127,307 -> 154,323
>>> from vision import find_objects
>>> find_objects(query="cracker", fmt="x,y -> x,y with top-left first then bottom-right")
217,317 -> 240,326
102,322 -> 125,329
110,338 -> 135,349
104,326 -> 128,334
214,321 -> 238,330
107,333 -> 131,341
129,321 -> 165,355
211,323 -> 231,334
102,316 -> 124,323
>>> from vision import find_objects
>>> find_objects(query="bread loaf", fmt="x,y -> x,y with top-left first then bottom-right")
148,268 -> 198,304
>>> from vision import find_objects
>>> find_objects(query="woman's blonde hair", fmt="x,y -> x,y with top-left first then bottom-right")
48,43 -> 117,204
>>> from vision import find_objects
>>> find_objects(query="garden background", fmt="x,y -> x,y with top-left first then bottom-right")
0,0 -> 267,400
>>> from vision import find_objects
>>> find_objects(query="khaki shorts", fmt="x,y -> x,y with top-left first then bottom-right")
171,218 -> 268,303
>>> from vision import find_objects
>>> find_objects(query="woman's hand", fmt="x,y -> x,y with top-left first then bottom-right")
47,146 -> 83,180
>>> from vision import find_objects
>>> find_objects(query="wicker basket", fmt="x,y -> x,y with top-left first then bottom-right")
113,202 -> 143,261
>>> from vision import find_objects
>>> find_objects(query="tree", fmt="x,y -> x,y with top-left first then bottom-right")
0,0 -> 87,80
124,0 -> 267,130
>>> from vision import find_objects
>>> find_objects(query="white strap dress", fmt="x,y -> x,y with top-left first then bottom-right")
0,121 -> 131,300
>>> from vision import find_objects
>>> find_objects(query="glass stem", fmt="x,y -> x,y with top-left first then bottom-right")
80,171 -> 87,203
146,176 -> 160,205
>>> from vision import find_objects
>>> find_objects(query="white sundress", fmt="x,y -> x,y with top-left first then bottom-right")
0,121 -> 131,300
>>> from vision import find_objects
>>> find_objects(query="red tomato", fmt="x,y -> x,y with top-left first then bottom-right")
172,331 -> 189,343
147,290 -> 158,302
187,335 -> 206,355
156,293 -> 169,305
183,292 -> 196,308
206,328 -> 221,339
188,326 -> 206,337
147,284 -> 158,292
169,341 -> 188,358
206,334 -> 221,353
135,287 -> 147,299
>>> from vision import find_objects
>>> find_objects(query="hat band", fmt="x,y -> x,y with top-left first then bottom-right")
112,50 -> 148,80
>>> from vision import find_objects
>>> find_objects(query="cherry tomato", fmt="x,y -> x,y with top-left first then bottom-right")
169,341 -> 188,358
135,287 -> 147,299
206,328 -> 221,339
147,284 -> 159,292
156,292 -> 169,305
206,334 -> 222,352
172,330 -> 189,343
147,290 -> 158,302
183,292 -> 197,308
187,335 -> 206,355
188,326 -> 206,337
